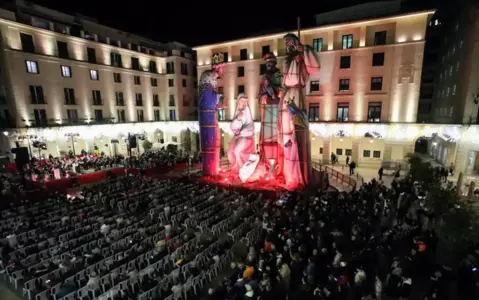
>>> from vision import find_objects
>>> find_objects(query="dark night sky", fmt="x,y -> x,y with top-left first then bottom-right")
29,0 -> 437,46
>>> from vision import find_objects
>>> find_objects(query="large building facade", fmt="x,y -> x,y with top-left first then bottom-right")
0,0 -> 198,156
195,9 -> 438,168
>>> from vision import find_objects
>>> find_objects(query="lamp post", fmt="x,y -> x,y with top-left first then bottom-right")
65,133 -> 80,155
14,134 -> 36,160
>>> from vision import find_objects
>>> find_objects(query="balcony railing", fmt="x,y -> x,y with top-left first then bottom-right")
30,96 -> 47,104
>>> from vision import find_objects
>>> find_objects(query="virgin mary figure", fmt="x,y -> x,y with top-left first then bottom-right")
227,93 -> 255,173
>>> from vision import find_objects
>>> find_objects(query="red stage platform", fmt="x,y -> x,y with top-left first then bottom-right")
195,169 -> 288,192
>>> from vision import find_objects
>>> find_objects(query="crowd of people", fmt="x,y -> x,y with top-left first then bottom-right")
205,181 -> 479,299
1,151 -> 479,300
14,148 -> 201,182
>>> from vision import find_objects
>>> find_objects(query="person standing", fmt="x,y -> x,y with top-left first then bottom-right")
378,167 -> 384,181
449,162 -> 454,176
346,155 -> 350,166
349,161 -> 356,175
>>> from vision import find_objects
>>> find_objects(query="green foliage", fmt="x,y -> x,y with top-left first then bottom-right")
405,153 -> 439,189
182,129 -> 192,152
166,144 -> 178,153
142,140 -> 153,151
406,152 -> 479,255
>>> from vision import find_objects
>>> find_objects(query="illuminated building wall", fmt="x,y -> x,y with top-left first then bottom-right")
195,10 -> 433,124
0,3 -> 197,130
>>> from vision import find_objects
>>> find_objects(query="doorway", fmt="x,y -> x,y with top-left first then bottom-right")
467,151 -> 479,175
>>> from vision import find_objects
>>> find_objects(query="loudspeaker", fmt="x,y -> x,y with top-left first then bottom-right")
129,137 -> 137,148
12,147 -> 29,164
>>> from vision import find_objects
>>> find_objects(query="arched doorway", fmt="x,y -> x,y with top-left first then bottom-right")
414,136 -> 429,154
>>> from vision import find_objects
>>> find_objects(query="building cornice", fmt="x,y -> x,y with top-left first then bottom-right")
193,9 -> 435,50
0,18 -> 195,62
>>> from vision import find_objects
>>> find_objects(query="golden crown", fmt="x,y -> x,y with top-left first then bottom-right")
211,52 -> 225,65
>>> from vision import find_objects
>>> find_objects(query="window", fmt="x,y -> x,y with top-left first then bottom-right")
260,64 -> 267,75
116,92 -> 124,106
152,94 -> 160,107
337,103 -> 349,122
452,84 -> 456,95
154,110 -> 161,121
363,150 -> 371,157
117,109 -> 126,122
370,77 -> 383,91
308,103 -> 319,122
61,65 -> 71,77
131,57 -> 140,70
33,109 -> 47,126
339,79 -> 350,92
372,53 -> 385,66
182,95 -> 190,106
371,150 -> 380,158
94,109 -> 103,121
57,41 -> 69,59
26,60 -> 39,74
66,109 -> 78,124
262,45 -> 270,56
64,88 -> 75,105
169,109 -> 176,121
222,53 -> 228,63
452,46 -> 455,55
90,70 -> 99,80
218,87 -> 224,95
181,63 -> 188,75
367,102 -> 381,123
110,52 -> 122,67
182,79 -> 187,87
238,85 -> 245,94
342,34 -> 353,49
149,60 -> 157,73
340,56 -> 351,69
134,75 -> 141,85
312,38 -> 323,52
336,149 -> 343,156
113,73 -> 121,83
135,93 -> 143,106
168,79 -> 174,87
345,149 -> 352,156
217,108 -> 225,121
240,48 -> 248,60
87,47 -> 96,63
166,62 -> 175,74
151,78 -> 158,87
20,33 -> 35,52
374,31 -> 387,45
310,80 -> 320,92
169,95 -> 175,106
29,86 -> 45,104
238,66 -> 245,77
319,148 -> 323,154
136,109 -> 144,122
172,137 -> 178,143
92,90 -> 102,105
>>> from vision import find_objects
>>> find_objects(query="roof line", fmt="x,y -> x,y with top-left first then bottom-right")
193,9 -> 435,50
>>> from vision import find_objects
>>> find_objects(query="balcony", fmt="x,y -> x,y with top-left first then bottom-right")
53,23 -> 70,35
30,96 -> 47,105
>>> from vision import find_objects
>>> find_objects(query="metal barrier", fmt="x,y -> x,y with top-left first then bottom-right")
312,162 -> 361,190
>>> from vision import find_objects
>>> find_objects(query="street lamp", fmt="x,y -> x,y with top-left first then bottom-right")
14,134 -> 37,160
65,133 -> 80,155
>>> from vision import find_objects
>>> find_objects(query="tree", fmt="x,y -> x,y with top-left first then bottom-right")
406,152 -> 479,258
142,140 -> 153,151
182,129 -> 192,152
